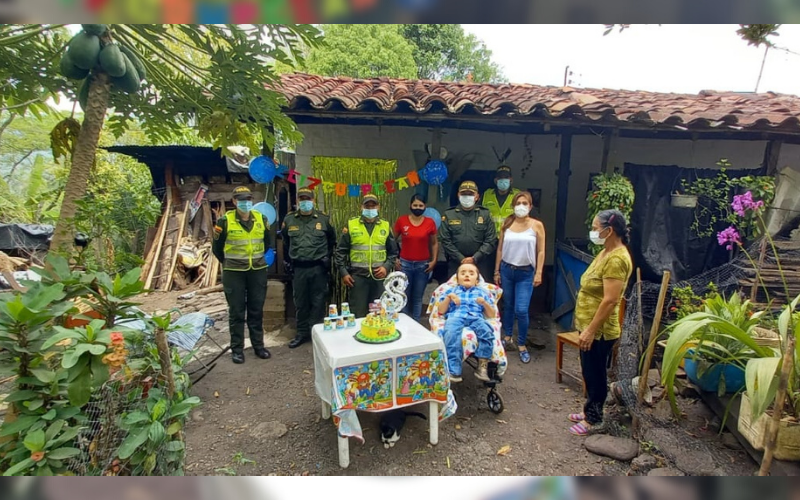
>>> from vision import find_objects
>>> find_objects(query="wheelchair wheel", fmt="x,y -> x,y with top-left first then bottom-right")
487,389 -> 504,414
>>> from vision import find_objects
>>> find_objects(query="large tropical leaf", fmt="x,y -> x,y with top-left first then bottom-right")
746,357 -> 782,418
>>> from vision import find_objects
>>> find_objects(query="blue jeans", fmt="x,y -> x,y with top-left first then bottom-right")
500,261 -> 535,346
443,315 -> 495,377
400,259 -> 429,322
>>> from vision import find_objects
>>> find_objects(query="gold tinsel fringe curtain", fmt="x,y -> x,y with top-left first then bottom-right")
311,157 -> 398,306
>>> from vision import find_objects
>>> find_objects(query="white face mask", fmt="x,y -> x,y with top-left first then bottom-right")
589,229 -> 608,245
459,195 -> 476,209
514,204 -> 529,218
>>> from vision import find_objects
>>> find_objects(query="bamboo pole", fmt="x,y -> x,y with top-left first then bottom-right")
751,238 -> 768,303
759,329 -> 795,476
638,271 -> 671,404
144,190 -> 173,290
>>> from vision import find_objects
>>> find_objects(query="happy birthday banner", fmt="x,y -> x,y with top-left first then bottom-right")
286,169 -> 423,197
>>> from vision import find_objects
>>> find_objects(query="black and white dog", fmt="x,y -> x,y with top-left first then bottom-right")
379,410 -> 427,449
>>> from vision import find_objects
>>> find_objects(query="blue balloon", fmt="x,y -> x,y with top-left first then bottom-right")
421,160 -> 448,186
249,156 -> 278,184
265,248 -> 276,266
253,202 -> 276,226
423,207 -> 442,229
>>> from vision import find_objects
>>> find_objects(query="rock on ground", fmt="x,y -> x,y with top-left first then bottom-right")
584,435 -> 640,462
631,454 -> 658,473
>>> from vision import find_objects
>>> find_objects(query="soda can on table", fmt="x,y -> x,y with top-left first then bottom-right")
323,317 -> 332,331
341,302 -> 351,316
329,304 -> 338,317
346,314 -> 356,328
335,316 -> 345,330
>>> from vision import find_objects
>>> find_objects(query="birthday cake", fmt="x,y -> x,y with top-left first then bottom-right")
354,312 -> 401,344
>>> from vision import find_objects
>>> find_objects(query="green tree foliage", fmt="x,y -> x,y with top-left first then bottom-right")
0,24 -> 321,253
399,24 -> 505,83
301,25 -> 417,79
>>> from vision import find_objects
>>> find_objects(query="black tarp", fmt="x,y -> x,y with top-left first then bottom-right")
623,163 -> 760,283
0,224 -> 53,251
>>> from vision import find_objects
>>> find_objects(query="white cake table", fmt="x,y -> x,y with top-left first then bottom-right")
312,313 -> 449,468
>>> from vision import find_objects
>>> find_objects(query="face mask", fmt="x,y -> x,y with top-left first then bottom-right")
410,208 -> 425,217
362,208 -> 378,219
496,179 -> 511,191
514,204 -> 529,218
459,195 -> 476,209
589,229 -> 608,245
299,200 -> 314,213
237,200 -> 253,213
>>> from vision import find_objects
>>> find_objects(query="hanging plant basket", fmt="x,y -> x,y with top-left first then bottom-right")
671,193 -> 698,209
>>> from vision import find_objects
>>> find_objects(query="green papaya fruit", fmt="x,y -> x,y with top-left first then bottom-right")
119,45 -> 146,81
67,32 -> 101,70
111,55 -> 140,93
59,52 -> 89,80
81,24 -> 107,36
98,43 -> 126,77
78,78 -> 90,112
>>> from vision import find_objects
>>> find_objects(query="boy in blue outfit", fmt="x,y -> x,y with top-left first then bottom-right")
437,262 -> 495,383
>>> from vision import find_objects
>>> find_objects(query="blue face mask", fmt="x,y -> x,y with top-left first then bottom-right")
299,200 -> 314,213
496,179 -> 511,191
236,200 -> 253,213
362,208 -> 379,219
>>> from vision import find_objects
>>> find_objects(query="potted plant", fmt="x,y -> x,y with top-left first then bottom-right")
585,172 -> 635,254
661,292 -> 771,402
671,171 -> 698,209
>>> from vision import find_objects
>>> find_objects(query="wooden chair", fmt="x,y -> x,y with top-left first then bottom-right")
555,298 -> 627,396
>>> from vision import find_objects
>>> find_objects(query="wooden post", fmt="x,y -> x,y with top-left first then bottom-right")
763,140 -> 783,176
638,271 -> 671,404
145,190 -> 172,290
636,268 -> 644,356
555,133 -> 573,242
164,201 -> 190,291
600,129 -> 618,173
760,329 -> 795,476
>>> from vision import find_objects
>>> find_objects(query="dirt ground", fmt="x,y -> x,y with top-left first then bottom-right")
131,287 -> 759,477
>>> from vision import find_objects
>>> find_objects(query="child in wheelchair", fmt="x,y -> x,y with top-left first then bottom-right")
437,262 -> 496,383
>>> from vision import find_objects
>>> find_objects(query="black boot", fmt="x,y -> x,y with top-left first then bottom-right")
232,351 -> 245,364
254,347 -> 271,359
288,336 -> 309,349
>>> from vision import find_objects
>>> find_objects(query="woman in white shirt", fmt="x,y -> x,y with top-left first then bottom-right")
494,191 -> 546,364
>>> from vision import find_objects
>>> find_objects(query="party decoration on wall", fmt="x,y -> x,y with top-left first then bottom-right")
420,160 -> 448,186
248,156 -> 289,184
284,166 -> 439,198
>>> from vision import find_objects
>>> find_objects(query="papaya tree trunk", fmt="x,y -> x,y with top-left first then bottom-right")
50,72 -> 111,254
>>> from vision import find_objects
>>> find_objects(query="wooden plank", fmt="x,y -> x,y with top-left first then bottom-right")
699,391 -> 800,476
164,201 -> 191,292
144,190 -> 173,289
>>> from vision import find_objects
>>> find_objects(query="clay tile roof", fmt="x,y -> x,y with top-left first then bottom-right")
278,73 -> 800,133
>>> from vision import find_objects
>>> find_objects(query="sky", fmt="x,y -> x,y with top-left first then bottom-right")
462,24 -> 800,96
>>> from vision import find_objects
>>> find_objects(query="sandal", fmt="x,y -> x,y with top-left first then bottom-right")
519,350 -> 531,364
568,413 -> 585,423
569,421 -> 592,436
502,337 -> 516,351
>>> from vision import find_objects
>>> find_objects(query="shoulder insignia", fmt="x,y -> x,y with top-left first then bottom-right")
342,227 -> 349,234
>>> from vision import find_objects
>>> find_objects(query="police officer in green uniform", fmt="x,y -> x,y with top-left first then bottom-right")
483,165 -> 522,233
334,193 -> 399,319
439,180 -> 498,283
212,186 -> 272,364
281,186 -> 336,348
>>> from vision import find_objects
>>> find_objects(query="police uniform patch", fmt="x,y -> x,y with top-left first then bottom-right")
289,226 -> 300,231
342,227 -> 349,234
316,223 -> 322,230
380,229 -> 387,236
448,219 -> 461,225
478,216 -> 484,224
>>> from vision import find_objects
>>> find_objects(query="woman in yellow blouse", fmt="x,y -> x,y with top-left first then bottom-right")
568,209 -> 633,436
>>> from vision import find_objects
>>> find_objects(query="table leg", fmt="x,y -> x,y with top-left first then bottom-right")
338,435 -> 350,468
321,400 -> 331,420
429,401 -> 439,445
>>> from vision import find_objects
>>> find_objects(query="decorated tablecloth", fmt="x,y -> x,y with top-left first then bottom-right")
313,313 -> 457,443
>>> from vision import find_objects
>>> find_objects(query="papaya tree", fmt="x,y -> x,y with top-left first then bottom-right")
0,24 -> 321,253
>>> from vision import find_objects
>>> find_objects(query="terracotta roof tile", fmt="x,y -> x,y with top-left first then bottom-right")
279,73 -> 800,133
